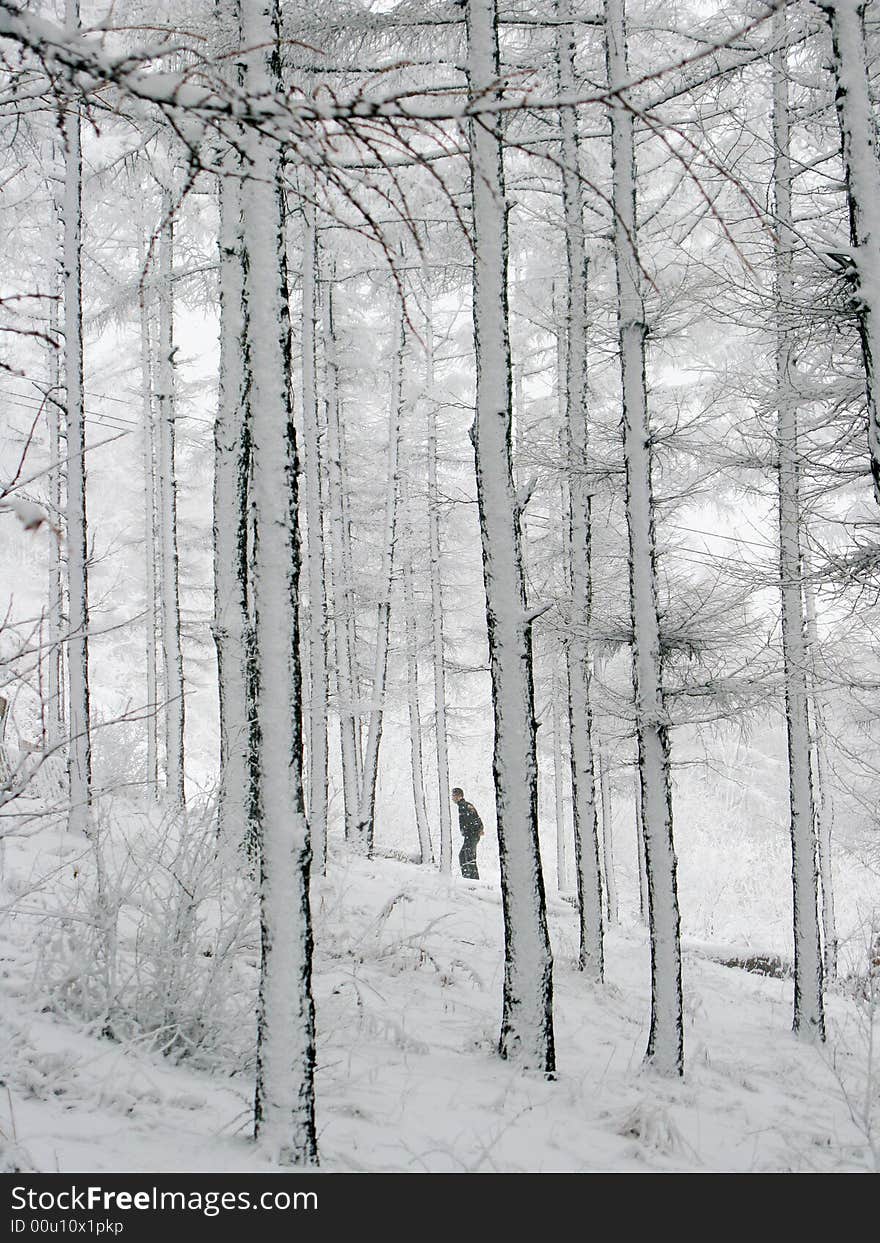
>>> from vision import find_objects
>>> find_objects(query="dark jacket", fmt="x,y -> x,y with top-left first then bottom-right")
457,799 -> 483,839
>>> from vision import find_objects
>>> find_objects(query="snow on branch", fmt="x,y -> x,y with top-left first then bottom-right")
0,0 -> 791,135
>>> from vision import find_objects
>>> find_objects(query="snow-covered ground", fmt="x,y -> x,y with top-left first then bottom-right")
0,810 -> 877,1174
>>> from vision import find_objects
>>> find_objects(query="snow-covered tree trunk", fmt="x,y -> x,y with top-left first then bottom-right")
62,0 -> 90,837
46,281 -> 65,748
355,293 -> 404,855
773,25 -> 825,1040
598,741 -> 618,926
812,731 -> 837,981
553,320 -> 570,896
606,0 -> 683,1075
300,195 -> 328,874
339,431 -> 362,787
214,163 -> 256,843
814,2 -> 873,980
321,265 -> 360,842
138,264 -> 159,796
424,308 -> 453,874
818,0 -> 880,504
404,561 -> 433,864
803,568 -> 837,981
155,193 -> 186,806
558,0 -> 604,981
240,0 -> 317,1165
594,654 -> 618,925
466,0 -> 555,1072
634,773 -> 648,925
324,277 -> 362,786
552,677 -> 571,891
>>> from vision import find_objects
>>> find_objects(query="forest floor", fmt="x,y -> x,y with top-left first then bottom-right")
0,813 -> 877,1173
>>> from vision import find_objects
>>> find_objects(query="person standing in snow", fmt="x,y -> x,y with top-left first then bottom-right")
452,787 -> 483,879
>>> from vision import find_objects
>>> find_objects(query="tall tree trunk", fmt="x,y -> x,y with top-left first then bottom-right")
598,738 -> 618,926
424,307 -> 453,874
355,293 -> 404,855
321,263 -> 360,843
466,0 -> 555,1073
240,0 -> 317,1165
773,21 -> 825,1041
155,192 -> 186,806
594,653 -> 618,925
606,0 -> 683,1075
300,194 -> 328,874
818,0 -> 880,504
816,0 -> 873,986
558,0 -> 604,981
214,162 -> 257,843
63,0 -> 90,837
552,679 -> 570,891
340,425 -> 363,787
405,562 -> 434,864
803,565 -> 837,981
47,275 -> 65,748
138,258 -> 159,796
553,310 -> 570,896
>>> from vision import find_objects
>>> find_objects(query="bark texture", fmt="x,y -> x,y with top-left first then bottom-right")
467,0 -> 555,1073
606,0 -> 683,1075
241,0 -> 317,1166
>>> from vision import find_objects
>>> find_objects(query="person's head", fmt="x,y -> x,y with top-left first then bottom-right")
451,787 -> 464,804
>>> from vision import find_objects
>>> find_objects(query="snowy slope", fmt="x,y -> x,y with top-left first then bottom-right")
0,823 -> 876,1174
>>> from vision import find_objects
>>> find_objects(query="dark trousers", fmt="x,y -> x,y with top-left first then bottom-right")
459,833 -> 480,880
